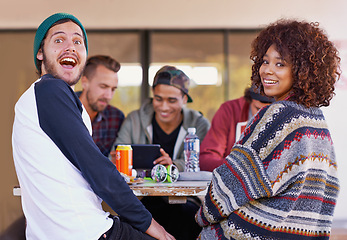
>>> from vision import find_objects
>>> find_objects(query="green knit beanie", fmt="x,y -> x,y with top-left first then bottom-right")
34,13 -> 88,70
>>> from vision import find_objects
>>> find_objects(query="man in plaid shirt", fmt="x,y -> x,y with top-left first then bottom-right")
78,55 -> 124,157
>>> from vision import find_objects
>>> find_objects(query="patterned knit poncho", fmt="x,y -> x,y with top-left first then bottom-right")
196,101 -> 339,240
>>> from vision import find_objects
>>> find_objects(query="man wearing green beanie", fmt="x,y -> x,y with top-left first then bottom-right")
12,13 -> 174,240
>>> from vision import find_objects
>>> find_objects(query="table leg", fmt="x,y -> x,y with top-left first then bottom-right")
168,196 -> 187,204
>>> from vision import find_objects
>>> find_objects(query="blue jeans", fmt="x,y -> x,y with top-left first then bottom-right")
99,216 -> 156,240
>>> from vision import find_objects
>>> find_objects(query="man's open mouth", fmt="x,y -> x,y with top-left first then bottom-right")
59,57 -> 77,67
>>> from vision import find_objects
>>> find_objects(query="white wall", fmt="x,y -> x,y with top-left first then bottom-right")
323,90 -> 347,222
1,0 -> 346,221
0,0 -> 346,36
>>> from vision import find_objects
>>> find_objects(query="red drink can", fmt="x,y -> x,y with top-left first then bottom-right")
115,145 -> 133,176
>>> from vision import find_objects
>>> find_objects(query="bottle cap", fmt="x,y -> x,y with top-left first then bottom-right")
187,127 -> 196,134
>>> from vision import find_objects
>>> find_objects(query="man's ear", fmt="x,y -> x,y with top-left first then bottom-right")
183,94 -> 188,104
37,48 -> 43,61
81,76 -> 89,89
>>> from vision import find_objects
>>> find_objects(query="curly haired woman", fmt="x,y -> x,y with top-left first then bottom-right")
195,19 -> 340,240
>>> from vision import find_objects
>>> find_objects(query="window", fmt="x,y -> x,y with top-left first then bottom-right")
151,31 -> 225,120
6,29 -> 258,121
228,31 -> 259,99
78,31 -> 142,114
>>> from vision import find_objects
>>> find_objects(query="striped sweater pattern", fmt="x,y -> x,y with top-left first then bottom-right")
195,101 -> 339,240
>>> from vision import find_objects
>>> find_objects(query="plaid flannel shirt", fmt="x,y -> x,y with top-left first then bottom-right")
92,105 -> 124,157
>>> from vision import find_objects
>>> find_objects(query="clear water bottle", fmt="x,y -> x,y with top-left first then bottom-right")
184,127 -> 200,172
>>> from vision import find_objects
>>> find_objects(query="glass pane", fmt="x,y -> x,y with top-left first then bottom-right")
1,32 -> 37,99
228,31 -> 259,100
78,31 -> 142,115
151,32 -> 225,121
1,31 -> 37,231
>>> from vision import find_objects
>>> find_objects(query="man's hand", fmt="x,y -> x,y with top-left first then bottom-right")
145,218 -> 176,240
153,148 -> 173,166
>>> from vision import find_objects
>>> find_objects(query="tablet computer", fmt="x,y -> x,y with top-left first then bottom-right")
131,144 -> 161,170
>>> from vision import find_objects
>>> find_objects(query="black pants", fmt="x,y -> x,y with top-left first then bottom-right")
99,216 -> 156,240
141,197 -> 201,240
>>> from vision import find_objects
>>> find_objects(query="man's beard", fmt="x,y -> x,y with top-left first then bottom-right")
42,52 -> 84,86
86,90 -> 107,113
